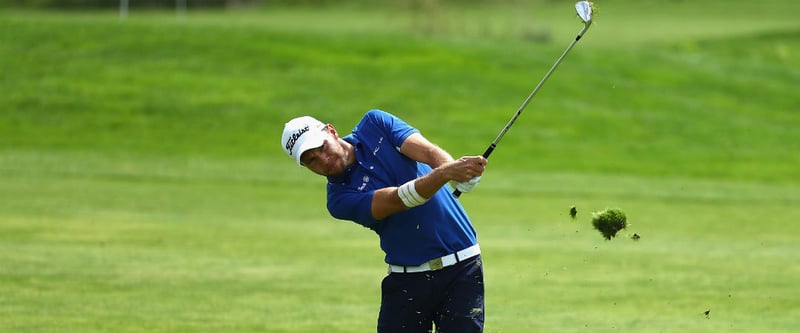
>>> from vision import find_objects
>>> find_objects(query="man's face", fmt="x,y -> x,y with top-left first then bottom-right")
299,128 -> 348,177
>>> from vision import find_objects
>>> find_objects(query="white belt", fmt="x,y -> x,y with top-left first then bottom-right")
389,244 -> 481,274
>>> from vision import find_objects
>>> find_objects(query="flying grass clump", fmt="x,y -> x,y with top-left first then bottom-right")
588,2 -> 597,16
591,208 -> 627,240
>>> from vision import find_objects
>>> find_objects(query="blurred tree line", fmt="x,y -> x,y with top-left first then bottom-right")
0,0 -> 502,9
1,0 -> 242,8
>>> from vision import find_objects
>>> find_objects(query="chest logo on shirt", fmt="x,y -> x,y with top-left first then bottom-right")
358,175 -> 370,191
373,137 -> 383,155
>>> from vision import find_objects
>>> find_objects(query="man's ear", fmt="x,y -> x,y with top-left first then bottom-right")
326,124 -> 338,138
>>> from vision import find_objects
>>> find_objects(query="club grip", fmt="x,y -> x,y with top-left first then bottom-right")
453,143 -> 497,198
482,143 -> 496,158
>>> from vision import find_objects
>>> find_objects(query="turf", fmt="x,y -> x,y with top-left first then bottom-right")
1,1 -> 799,332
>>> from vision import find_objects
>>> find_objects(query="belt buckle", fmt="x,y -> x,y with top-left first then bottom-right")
428,257 -> 444,271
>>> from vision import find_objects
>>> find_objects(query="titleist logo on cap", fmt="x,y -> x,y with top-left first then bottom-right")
285,125 -> 309,155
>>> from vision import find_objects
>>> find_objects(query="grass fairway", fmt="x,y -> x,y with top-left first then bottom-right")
1,1 -> 799,332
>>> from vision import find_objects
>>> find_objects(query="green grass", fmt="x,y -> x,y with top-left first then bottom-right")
1,1 -> 799,332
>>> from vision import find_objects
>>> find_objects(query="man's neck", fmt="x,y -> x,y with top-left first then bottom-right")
342,139 -> 357,168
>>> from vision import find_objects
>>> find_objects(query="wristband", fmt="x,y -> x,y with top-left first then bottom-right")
398,180 -> 428,208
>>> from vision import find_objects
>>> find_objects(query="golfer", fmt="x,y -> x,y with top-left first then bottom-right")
281,109 -> 487,333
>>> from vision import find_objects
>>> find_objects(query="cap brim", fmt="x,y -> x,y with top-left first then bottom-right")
294,129 -> 327,166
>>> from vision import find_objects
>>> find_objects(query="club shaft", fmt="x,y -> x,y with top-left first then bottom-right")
488,25 -> 589,151
453,24 -> 590,198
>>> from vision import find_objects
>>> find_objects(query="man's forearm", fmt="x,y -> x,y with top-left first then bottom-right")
400,133 -> 454,168
410,167 -> 451,199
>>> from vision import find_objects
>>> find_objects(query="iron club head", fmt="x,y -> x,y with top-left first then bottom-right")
575,1 -> 594,25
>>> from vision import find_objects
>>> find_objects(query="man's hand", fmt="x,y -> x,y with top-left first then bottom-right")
450,176 -> 481,193
447,156 -> 487,182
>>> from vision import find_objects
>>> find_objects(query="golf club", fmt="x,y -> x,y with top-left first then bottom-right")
454,1 -> 594,198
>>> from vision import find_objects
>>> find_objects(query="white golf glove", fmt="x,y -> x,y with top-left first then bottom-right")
450,176 -> 481,193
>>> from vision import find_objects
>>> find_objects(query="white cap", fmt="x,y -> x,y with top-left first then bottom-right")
281,116 -> 328,166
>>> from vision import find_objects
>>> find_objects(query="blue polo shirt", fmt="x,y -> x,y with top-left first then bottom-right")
326,110 -> 478,266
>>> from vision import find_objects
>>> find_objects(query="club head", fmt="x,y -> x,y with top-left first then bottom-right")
575,1 -> 593,25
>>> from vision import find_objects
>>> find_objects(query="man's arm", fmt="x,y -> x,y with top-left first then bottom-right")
399,133 -> 454,168
370,133 -> 486,220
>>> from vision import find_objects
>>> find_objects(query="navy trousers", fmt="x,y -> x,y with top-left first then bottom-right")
377,255 -> 485,333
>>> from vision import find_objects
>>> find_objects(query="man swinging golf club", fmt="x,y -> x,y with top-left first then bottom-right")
281,2 -> 594,331
282,110 -> 487,332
